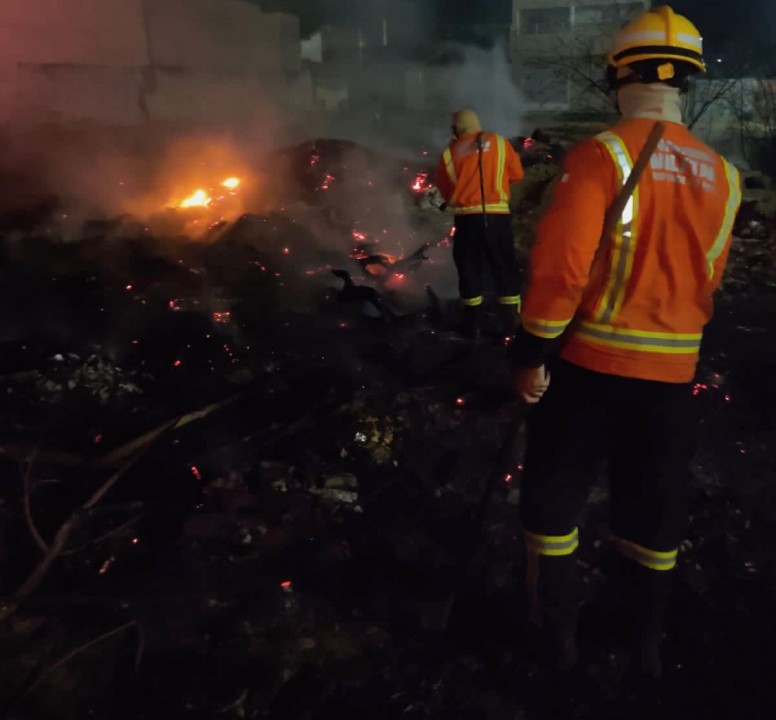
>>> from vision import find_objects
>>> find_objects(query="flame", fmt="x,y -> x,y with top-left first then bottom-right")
180,189 -> 211,208
176,177 -> 241,210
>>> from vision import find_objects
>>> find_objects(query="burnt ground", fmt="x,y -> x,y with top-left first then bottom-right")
0,144 -> 775,720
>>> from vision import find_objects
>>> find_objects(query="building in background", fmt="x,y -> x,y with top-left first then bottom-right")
511,0 -> 649,113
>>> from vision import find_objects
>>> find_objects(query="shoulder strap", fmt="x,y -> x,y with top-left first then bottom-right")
599,122 -> 665,242
476,132 -> 488,229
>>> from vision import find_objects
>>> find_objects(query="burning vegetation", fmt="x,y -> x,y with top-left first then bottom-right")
0,135 -> 774,720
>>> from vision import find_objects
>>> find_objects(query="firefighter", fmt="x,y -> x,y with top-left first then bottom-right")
510,6 -> 741,677
435,109 -> 525,337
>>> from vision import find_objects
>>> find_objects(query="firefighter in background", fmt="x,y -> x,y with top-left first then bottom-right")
435,109 -> 525,337
510,6 -> 741,676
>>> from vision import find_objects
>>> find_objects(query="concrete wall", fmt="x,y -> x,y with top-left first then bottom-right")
0,0 -> 148,66
0,0 -> 309,129
145,0 -> 300,74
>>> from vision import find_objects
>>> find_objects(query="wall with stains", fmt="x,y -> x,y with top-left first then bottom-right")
0,0 -> 309,128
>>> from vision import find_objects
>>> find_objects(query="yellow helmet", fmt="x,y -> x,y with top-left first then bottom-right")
452,108 -> 482,136
609,5 -> 705,75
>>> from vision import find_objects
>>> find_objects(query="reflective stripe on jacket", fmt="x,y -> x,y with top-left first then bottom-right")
435,132 -> 524,215
521,118 -> 741,383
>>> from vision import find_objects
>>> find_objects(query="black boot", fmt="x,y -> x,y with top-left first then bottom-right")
497,303 -> 520,337
461,304 -> 482,340
620,561 -> 673,679
527,554 -> 580,671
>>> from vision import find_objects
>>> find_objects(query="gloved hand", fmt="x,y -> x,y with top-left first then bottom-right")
514,365 -> 551,405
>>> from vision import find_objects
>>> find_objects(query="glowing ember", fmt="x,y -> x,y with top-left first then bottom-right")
98,556 -> 114,575
318,173 -> 336,191
125,283 -> 133,291
410,172 -> 431,192
221,177 -> 240,190
504,473 -> 513,484
173,359 -> 182,367
180,189 -> 212,208
191,466 -> 203,481
365,263 -> 390,277
455,397 -> 465,407
281,580 -> 293,591
352,230 -> 368,242
212,312 -> 231,323
131,537 -> 139,545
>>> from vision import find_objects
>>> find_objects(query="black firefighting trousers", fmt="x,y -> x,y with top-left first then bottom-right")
452,214 -> 521,308
520,361 -> 695,653
521,360 -> 696,571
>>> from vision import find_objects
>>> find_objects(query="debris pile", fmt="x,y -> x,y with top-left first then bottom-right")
0,139 -> 774,720
726,202 -> 776,296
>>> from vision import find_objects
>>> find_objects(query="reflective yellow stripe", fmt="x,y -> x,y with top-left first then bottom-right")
443,147 -> 457,185
496,135 -> 508,203
454,202 -> 510,214
595,132 -> 639,324
707,160 -> 741,279
497,295 -> 521,308
461,295 -> 483,307
525,528 -> 579,557
522,316 -> 573,339
575,321 -> 702,354
614,537 -> 677,571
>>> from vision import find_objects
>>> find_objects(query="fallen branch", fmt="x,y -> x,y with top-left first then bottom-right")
4,621 -> 144,716
87,399 -> 233,471
1,444 -> 82,468
0,401 -> 225,623
20,449 -> 49,555
62,512 -> 144,557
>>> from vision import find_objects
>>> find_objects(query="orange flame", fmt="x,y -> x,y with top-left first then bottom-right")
180,189 -> 211,208
176,177 -> 241,209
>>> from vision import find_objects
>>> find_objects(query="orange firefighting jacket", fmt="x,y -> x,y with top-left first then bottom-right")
435,132 -> 524,215
521,118 -> 741,383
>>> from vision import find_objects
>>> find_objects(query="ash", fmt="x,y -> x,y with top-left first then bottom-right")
0,140 -> 775,720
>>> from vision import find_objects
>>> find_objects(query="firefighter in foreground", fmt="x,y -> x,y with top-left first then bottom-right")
435,109 -> 524,337
510,6 -> 741,677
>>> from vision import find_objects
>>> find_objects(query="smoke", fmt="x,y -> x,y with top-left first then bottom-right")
425,43 -> 524,147
0,0 -> 473,313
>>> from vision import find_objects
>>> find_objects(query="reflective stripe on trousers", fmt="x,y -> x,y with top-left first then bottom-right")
613,537 -> 678,571
524,528 -> 580,557
525,528 -> 678,571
